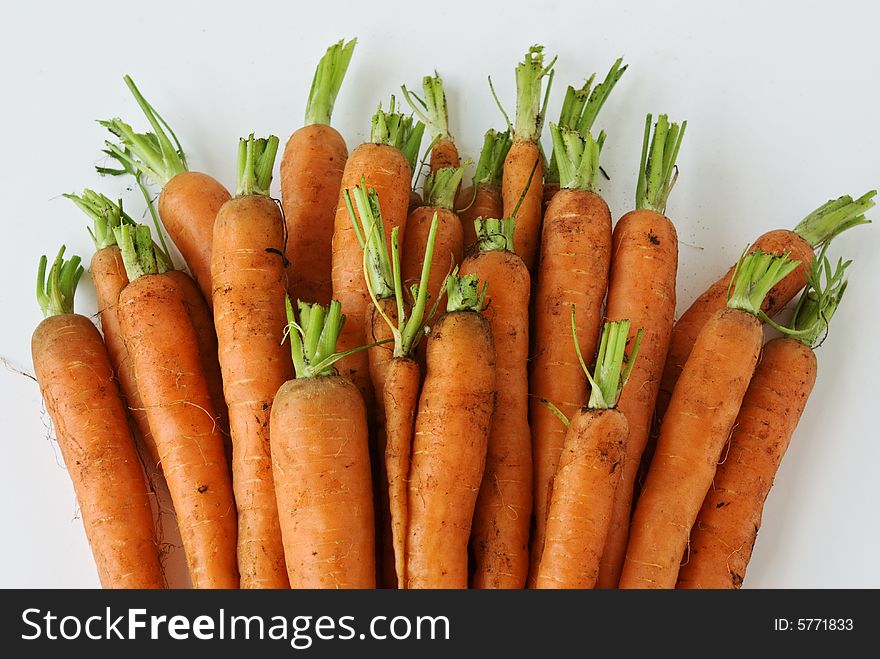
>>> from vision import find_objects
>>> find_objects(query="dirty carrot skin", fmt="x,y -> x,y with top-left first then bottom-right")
64,191 -> 159,467
543,58 -> 627,212
33,248 -> 164,589
528,118 -> 613,586
456,129 -> 511,249
620,250 -> 800,589
101,76 -> 231,307
406,273 -> 496,589
332,98 -> 424,408
271,300 -> 376,588
596,114 -> 686,589
212,135 -> 291,589
500,45 -> 556,271
461,218 -> 531,589
402,164 -> 466,307
655,191 -> 874,421
115,224 -> 238,589
536,319 -> 642,588
281,39 -> 355,305
678,254 -> 848,589
403,72 -> 459,172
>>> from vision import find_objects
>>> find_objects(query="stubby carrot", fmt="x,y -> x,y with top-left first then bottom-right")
596,114 -> 686,588
403,72 -> 459,172
678,254 -> 849,589
281,39 -> 355,305
212,135 -> 291,589
536,318 -> 642,589
271,299 -> 376,588
33,247 -> 164,589
406,273 -> 496,588
455,129 -> 511,249
620,250 -> 801,589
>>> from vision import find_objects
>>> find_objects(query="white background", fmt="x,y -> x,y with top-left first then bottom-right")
1,0 -> 877,588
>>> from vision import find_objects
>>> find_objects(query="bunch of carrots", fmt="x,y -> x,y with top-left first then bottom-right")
31,39 -> 873,590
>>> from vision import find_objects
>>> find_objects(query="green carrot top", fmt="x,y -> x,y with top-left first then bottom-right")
63,189 -> 134,250
510,45 -> 556,144
579,318 -> 643,410
37,246 -> 84,318
370,96 -> 425,171
635,113 -> 687,215
793,191 -> 874,248
304,38 -> 356,126
474,217 -> 515,253
402,71 -> 453,144
472,129 -> 513,189
285,299 -> 349,378
727,248 -> 801,316
549,123 -> 605,192
344,180 -> 395,301
445,270 -> 487,313
424,164 -> 468,210
113,223 -> 173,281
236,134 -> 280,197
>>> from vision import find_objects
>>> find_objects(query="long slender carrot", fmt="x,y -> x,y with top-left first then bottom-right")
500,45 -> 555,271
403,72 -> 459,172
271,299 -> 375,588
620,250 -> 801,589
115,224 -> 238,589
455,129 -> 511,249
459,218 -> 531,589
527,117 -> 613,586
596,114 -> 686,588
100,76 -> 231,307
655,191 -> 874,422
33,247 -> 165,589
678,254 -> 848,589
281,39 -> 355,305
406,273 -> 496,588
212,135 -> 291,589
331,98 -> 424,409
537,318 -> 642,588
543,58 -> 627,212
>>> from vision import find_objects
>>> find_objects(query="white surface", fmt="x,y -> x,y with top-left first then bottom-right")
1,0 -> 877,588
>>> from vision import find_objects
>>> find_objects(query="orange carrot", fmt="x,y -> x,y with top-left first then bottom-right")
281,39 -> 355,305
500,46 -> 555,272
212,135 -> 291,589
406,273 -> 496,588
403,72 -> 459,173
620,250 -> 800,589
33,248 -> 164,589
597,114 -> 685,588
456,129 -> 511,249
461,218 -> 531,589
527,119 -> 613,585
536,319 -> 642,588
678,254 -> 848,589
331,98 -> 424,409
100,75 -> 231,307
115,224 -> 238,589
271,300 -> 375,588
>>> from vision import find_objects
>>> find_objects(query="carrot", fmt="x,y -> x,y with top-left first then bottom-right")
271,299 -> 376,588
455,129 -> 511,249
403,72 -> 459,172
114,223 -> 238,589
281,39 -> 355,305
331,98 -> 424,409
402,164 -> 467,308
620,250 -> 801,589
459,218 -> 531,589
655,191 -> 874,422
406,272 -> 496,588
536,318 -> 642,588
499,45 -> 555,271
64,191 -> 158,467
678,253 -> 849,589
543,58 -> 627,212
596,114 -> 686,588
211,135 -> 291,589
527,117 -> 613,585
100,75 -> 231,307
33,247 -> 164,589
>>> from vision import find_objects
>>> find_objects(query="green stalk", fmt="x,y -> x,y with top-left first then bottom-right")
512,45 -> 557,144
475,217 -> 515,253
402,71 -> 452,143
445,269 -> 487,313
113,223 -> 172,281
63,190 -> 134,249
304,38 -> 356,126
424,164 -> 468,210
343,181 -> 395,300
635,113 -> 687,214
473,129 -> 512,187
236,134 -> 280,197
726,248 -> 801,315
793,190 -> 875,247
370,96 -> 426,171
549,123 -> 604,192
36,246 -> 84,318
285,298 -> 345,378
